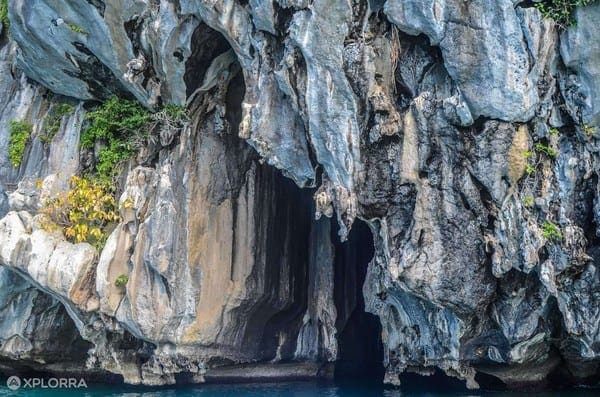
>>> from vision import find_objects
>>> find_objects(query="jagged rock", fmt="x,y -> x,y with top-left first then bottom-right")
0,211 -> 98,312
0,267 -> 92,372
0,186 -> 8,218
561,2 -> 600,126
0,0 -> 599,391
383,0 -> 549,122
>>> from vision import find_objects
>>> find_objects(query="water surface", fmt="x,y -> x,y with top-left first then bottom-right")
1,380 -> 599,396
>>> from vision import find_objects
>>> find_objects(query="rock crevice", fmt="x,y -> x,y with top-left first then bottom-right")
0,0 -> 599,390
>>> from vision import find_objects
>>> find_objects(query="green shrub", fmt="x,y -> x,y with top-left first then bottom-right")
523,196 -> 534,207
81,97 -> 152,181
82,98 -> 189,182
67,23 -> 87,35
161,104 -> 189,125
535,142 -> 558,159
115,274 -> 129,287
525,164 -> 536,174
0,0 -> 8,31
41,103 -> 74,143
95,139 -> 135,181
8,120 -> 32,167
81,97 -> 151,148
535,0 -> 597,27
542,221 -> 563,241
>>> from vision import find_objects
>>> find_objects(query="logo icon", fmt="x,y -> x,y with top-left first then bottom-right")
6,376 -> 21,390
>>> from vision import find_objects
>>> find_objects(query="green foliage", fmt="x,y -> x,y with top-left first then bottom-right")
41,103 -> 74,143
535,142 -> 558,159
535,0 -> 597,28
549,128 -> 559,136
115,274 -> 129,287
81,97 -> 151,148
82,97 -> 151,181
40,176 -> 121,249
541,221 -> 563,241
82,98 -> 190,182
583,124 -> 595,136
67,23 -> 87,35
525,164 -> 536,174
162,104 -> 189,124
524,196 -> 534,207
8,120 -> 32,168
0,0 -> 8,32
96,139 -> 135,181
151,104 -> 190,132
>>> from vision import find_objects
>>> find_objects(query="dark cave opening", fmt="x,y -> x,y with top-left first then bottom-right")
225,71 -> 245,137
185,21 -> 244,138
332,219 -> 385,381
184,22 -> 234,97
255,165 -> 315,361
183,18 -> 387,382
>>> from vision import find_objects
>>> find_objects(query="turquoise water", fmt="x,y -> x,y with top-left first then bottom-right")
0,381 -> 599,396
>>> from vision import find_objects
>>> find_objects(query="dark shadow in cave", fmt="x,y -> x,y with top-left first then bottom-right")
333,219 -> 385,381
254,165 -> 315,361
183,17 -> 386,380
183,19 -> 316,363
185,21 -> 244,139
184,22 -> 234,97
225,71 -> 245,137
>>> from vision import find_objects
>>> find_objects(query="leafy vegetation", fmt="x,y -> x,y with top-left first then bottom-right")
583,124 -> 595,136
161,104 -> 189,125
115,274 -> 129,287
0,0 -> 8,31
81,98 -> 189,182
41,103 -> 74,143
81,97 -> 152,182
40,176 -> 121,249
522,150 -> 537,175
38,97 -> 189,251
523,196 -> 534,207
8,120 -> 32,168
525,164 -> 536,174
541,221 -> 563,241
535,142 -> 558,159
67,23 -> 87,35
535,0 -> 597,28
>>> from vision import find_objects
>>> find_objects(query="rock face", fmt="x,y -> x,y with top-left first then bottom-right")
1,0 -> 600,390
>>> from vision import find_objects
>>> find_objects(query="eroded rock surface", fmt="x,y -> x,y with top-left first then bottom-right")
0,0 -> 599,390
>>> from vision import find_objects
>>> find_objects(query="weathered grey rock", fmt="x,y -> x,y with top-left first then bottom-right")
561,2 -> 600,127
0,266 -> 92,371
0,211 -> 98,312
0,186 -> 7,218
384,1 -> 549,122
10,0 -> 153,105
294,218 -> 337,362
0,0 -> 599,391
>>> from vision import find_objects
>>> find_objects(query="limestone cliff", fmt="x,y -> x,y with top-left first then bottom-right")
0,0 -> 599,390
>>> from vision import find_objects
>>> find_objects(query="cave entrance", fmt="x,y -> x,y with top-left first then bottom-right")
184,22 -> 244,138
255,165 -> 315,361
184,23 -> 233,98
183,18 -> 385,379
333,219 -> 385,382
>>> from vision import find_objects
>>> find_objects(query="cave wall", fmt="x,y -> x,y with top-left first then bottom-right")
0,0 -> 599,390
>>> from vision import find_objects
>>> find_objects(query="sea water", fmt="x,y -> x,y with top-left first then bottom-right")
0,380 -> 599,396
